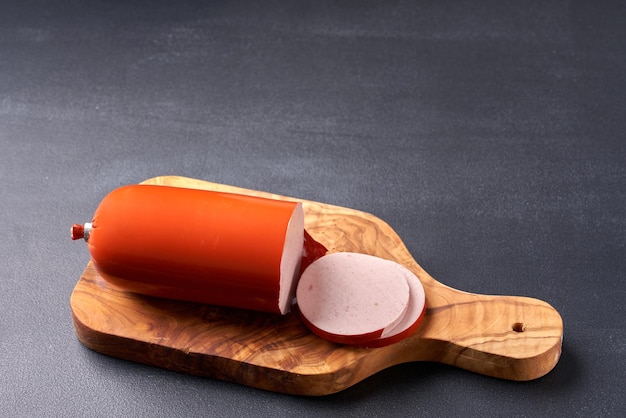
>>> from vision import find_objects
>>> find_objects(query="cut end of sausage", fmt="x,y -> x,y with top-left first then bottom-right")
296,252 -> 415,345
278,203 -> 305,315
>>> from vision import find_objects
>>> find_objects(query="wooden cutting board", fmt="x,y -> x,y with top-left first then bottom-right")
70,175 -> 563,395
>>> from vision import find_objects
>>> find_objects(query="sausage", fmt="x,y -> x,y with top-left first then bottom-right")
73,184 -> 305,315
296,252 -> 416,346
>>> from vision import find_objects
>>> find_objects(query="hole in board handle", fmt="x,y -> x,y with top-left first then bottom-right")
512,322 -> 525,333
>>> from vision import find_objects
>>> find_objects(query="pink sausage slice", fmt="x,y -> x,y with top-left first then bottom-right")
361,270 -> 426,348
296,252 -> 412,345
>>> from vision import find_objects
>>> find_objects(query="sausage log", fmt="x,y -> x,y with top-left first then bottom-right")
72,184 -> 305,314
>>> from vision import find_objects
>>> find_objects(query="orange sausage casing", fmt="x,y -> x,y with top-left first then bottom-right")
84,184 -> 304,314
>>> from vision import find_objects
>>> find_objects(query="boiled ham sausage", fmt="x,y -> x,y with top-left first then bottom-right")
72,184 -> 304,314
296,252 -> 425,346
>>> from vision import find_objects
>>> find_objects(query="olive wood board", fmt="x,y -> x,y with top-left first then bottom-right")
70,175 -> 563,396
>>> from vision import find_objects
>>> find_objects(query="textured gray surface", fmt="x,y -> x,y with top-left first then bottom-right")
1,1 -> 624,416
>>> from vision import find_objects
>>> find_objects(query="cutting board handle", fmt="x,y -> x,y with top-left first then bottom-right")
403,273 -> 563,380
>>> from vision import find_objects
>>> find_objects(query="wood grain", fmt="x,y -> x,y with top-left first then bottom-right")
70,175 -> 563,395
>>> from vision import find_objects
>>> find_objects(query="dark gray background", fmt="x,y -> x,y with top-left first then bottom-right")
1,0 -> 624,416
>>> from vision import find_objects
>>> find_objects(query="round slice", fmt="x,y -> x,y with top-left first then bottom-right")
296,252 -> 411,345
360,270 -> 426,348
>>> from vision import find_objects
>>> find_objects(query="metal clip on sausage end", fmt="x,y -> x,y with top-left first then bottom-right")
71,223 -> 92,242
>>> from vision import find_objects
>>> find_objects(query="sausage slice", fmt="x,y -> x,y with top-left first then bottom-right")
296,252 -> 413,345
361,269 -> 426,347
